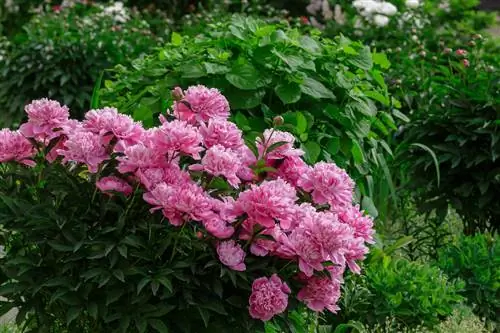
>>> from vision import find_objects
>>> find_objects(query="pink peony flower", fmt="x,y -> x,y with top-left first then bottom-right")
96,176 -> 133,196
297,276 -> 341,313
257,129 -> 304,160
343,237 -> 369,274
216,240 -> 246,271
58,131 -> 108,173
202,214 -> 235,239
117,143 -> 164,174
298,161 -> 354,210
273,156 -> 310,187
338,205 -> 375,244
173,85 -> 230,123
462,59 -> 470,68
287,227 -> 325,277
189,145 -> 242,187
20,99 -> 69,141
149,120 -> 203,159
0,129 -> 35,166
136,164 -> 191,190
143,182 -> 212,226
455,49 -> 467,57
235,179 -> 297,230
235,145 -> 257,181
249,274 -> 290,321
198,118 -> 244,149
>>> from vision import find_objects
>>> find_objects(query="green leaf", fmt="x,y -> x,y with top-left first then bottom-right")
66,306 -> 81,326
296,111 -> 308,134
90,71 -> 104,109
179,63 -> 206,79
411,143 -> 440,187
227,89 -> 266,109
226,60 -> 270,90
149,319 -> 169,333
348,46 -> 373,70
137,277 -> 150,295
204,62 -> 230,75
392,109 -> 410,122
266,141 -> 289,154
327,137 -> 340,155
365,91 -> 390,106
151,280 -> 160,296
198,308 -> 210,328
157,277 -> 173,293
361,196 -> 378,219
303,141 -> 321,163
351,140 -> 364,164
171,32 -> 182,46
372,52 -> 390,69
275,82 -> 301,104
300,77 -> 335,100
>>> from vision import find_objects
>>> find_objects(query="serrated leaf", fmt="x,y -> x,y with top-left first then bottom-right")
226,61 -> 269,90
303,141 -> 321,163
348,46 -> 373,70
275,82 -> 301,104
300,77 -> 335,100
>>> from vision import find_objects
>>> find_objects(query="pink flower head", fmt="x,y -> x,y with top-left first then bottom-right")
136,164 -> 191,190
198,118 -> 244,149
189,145 -> 242,187
297,276 -> 341,313
150,120 -> 203,159
235,145 -> 257,181
117,143 -> 164,174
0,129 -> 35,166
273,156 -> 310,187
202,213 -> 235,239
455,49 -> 467,57
249,274 -> 290,321
58,131 -> 108,173
143,182 -> 212,226
173,85 -> 230,123
216,240 -> 246,271
235,179 -> 297,230
462,59 -> 470,68
343,237 -> 369,274
96,176 -> 133,196
287,227 -> 325,277
298,161 -> 354,210
20,99 -> 69,141
338,205 -> 375,244
257,129 -> 304,160
83,107 -> 144,149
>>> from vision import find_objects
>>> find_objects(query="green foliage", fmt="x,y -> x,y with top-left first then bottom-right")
0,3 -> 160,128
437,234 -> 500,326
328,255 -> 464,329
100,15 -> 398,213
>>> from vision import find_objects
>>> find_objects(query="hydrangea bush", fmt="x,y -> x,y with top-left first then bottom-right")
0,85 -> 374,332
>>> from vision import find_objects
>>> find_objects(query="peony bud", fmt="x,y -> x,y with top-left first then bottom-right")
273,116 -> 285,127
419,50 -> 426,57
443,48 -> 452,55
395,47 -> 402,53
171,87 -> 184,101
468,40 -> 476,47
461,59 -> 470,68
455,49 -> 467,57
431,56 -> 437,61
472,33 -> 482,40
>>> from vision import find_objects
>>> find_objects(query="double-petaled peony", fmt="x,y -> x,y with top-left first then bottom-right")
117,143 -> 164,174
173,85 -> 230,124
0,129 -> 35,166
249,274 -> 290,321
96,176 -> 133,196
189,145 -> 242,187
338,204 -> 375,244
20,99 -> 69,142
136,164 -> 191,191
257,129 -> 304,160
342,237 -> 369,274
273,156 -> 310,187
216,240 -> 246,271
297,276 -> 341,313
298,161 -> 354,210
199,118 -> 244,149
149,120 -> 203,159
58,130 -> 108,173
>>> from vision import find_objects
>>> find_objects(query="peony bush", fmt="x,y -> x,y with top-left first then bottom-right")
0,85 -> 374,332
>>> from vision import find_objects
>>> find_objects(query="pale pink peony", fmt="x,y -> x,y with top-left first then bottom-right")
149,120 -> 203,159
297,276 -> 341,313
0,129 -> 35,166
96,176 -> 133,196
298,161 -> 354,209
199,118 -> 244,149
58,131 -> 108,173
249,274 -> 290,321
257,129 -> 304,160
173,85 -> 230,123
338,205 -> 375,244
216,240 -> 246,271
189,145 -> 242,187
143,182 -> 212,226
235,179 -> 297,230
273,156 -> 310,187
20,99 -> 69,141
136,164 -> 191,190
83,107 -> 144,149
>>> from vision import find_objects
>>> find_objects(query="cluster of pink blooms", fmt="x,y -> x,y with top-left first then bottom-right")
0,85 -> 375,322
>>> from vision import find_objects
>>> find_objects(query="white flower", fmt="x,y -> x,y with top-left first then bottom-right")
373,14 -> 390,27
377,2 -> 398,16
406,0 -> 420,8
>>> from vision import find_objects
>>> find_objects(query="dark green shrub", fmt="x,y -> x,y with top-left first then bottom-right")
0,2 -> 160,127
100,15 -> 400,215
438,234 -> 500,326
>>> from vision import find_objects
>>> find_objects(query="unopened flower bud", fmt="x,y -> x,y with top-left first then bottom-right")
443,47 -> 452,55
419,50 -> 426,57
468,40 -> 476,47
462,59 -> 470,68
472,33 -> 482,40
395,79 -> 402,85
486,65 -> 495,72
455,49 -> 467,57
196,231 -> 203,239
273,116 -> 285,127
395,47 -> 402,53
171,87 -> 184,101
432,56 -> 437,61
411,28 -> 417,34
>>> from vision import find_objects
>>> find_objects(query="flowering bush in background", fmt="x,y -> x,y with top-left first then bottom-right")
0,85 -> 374,332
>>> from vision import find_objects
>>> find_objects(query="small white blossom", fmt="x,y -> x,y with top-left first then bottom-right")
406,0 -> 420,8
373,14 -> 390,27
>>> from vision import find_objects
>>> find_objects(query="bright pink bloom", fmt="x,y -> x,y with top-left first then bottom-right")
287,228 -> 325,277
58,131 -> 108,173
235,145 -> 257,181
173,85 -> 230,123
143,182 -> 212,226
338,205 -> 375,244
455,49 -> 467,57
96,176 -> 133,196
150,120 -> 203,159
462,59 -> 470,68
190,145 -> 242,187
20,99 -> 69,141
198,118 -> 244,149
202,214 -> 235,239
274,156 -> 310,187
117,143 -> 164,174
217,240 -> 246,271
235,179 -> 297,230
343,237 -> 369,274
83,107 -> 143,149
298,161 -> 354,210
249,274 -> 290,321
297,276 -> 341,313
257,129 -> 304,160
0,129 -> 35,166
136,164 -> 191,190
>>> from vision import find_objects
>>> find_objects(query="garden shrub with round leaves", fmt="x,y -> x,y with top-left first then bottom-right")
0,2 -> 160,128
100,15 -> 400,217
437,234 -> 499,327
